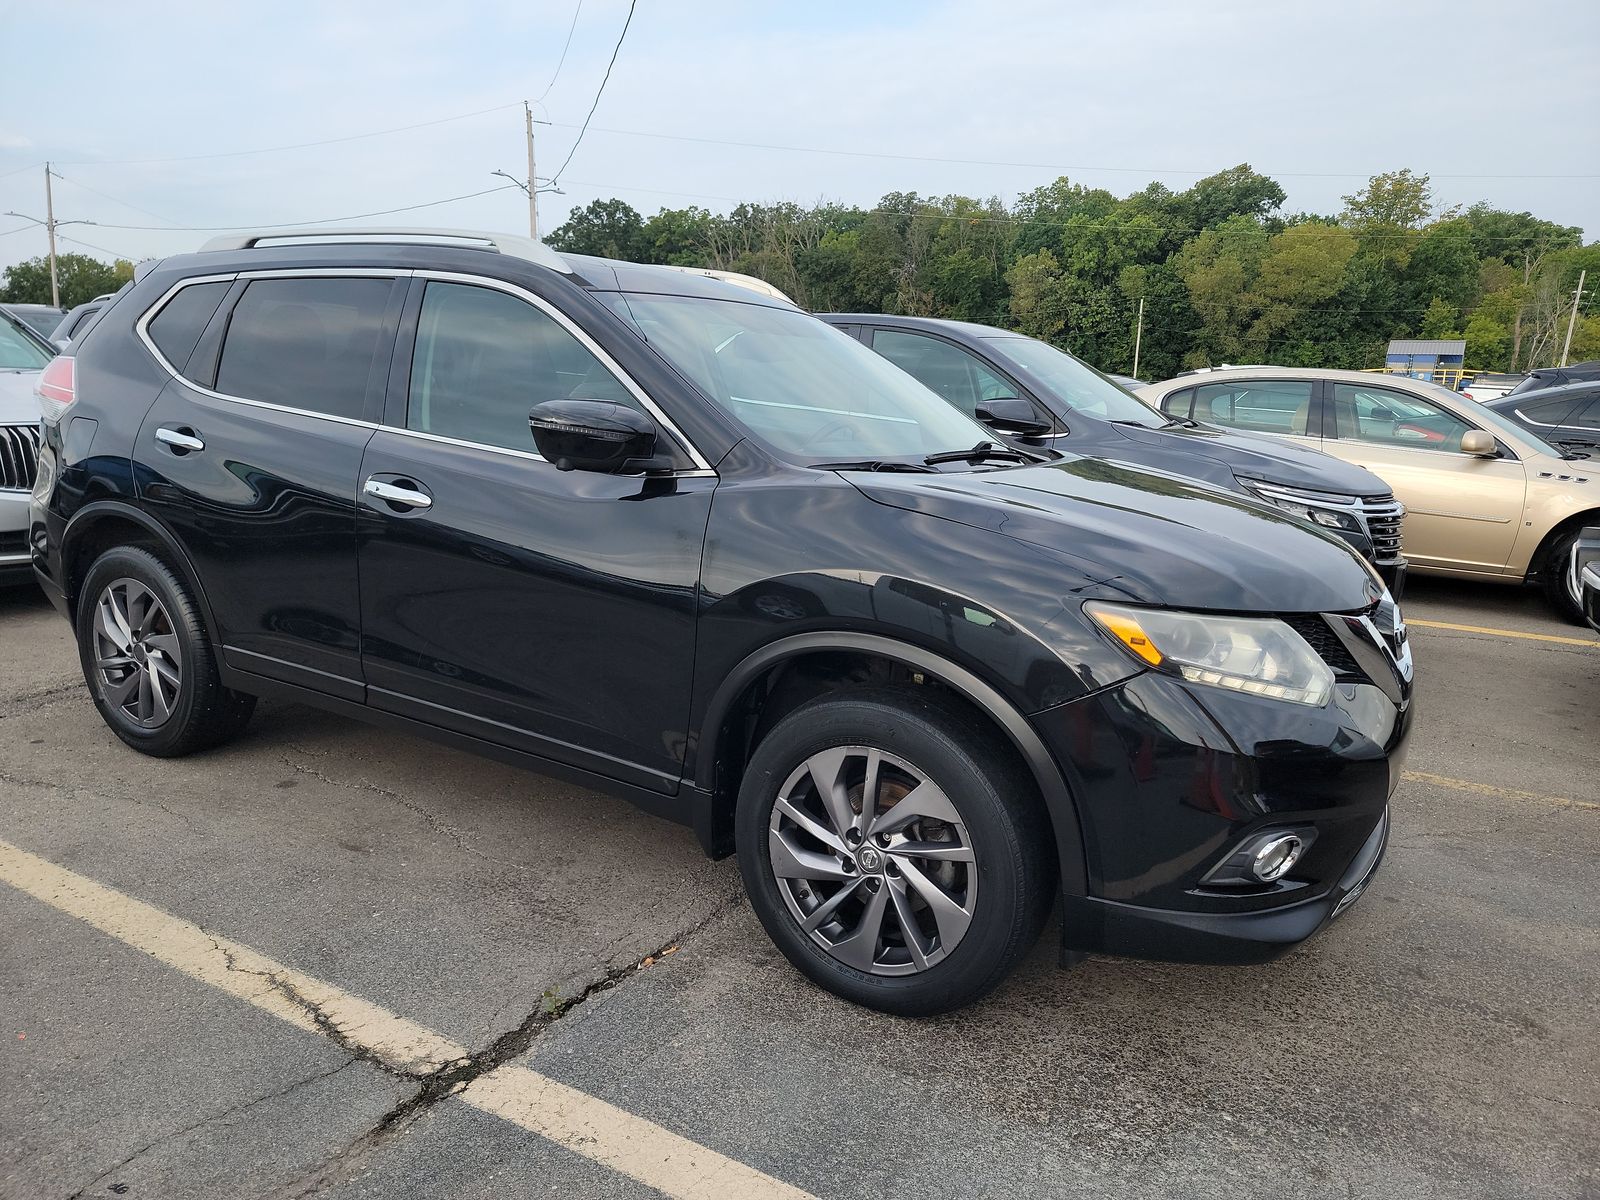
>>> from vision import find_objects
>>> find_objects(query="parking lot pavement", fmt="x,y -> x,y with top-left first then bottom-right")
2,576 -> 1597,1199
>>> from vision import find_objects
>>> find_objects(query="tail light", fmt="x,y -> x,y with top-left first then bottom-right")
1460,389 -> 1474,402
36,355 -> 76,422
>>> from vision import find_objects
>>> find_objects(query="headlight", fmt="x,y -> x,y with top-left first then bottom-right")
1084,602 -> 1334,707
1238,479 -> 1363,534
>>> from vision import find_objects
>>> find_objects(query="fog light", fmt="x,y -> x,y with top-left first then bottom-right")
1252,834 -> 1304,882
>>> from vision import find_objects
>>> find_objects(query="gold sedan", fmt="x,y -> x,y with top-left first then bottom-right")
1138,367 -> 1600,621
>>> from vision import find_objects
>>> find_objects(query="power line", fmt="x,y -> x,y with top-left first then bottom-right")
52,103 -> 521,167
536,0 -> 585,102
53,172 -> 181,226
0,161 -> 47,183
548,0 -> 637,185
543,122 -> 1600,182
58,232 -> 136,260
83,183 -> 521,232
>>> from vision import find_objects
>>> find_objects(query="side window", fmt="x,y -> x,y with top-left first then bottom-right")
1194,380 -> 1312,435
872,330 -> 1014,416
1159,387 -> 1193,419
1573,399 -> 1600,431
1518,394 -> 1600,430
146,282 -> 230,377
407,281 -> 639,453
215,277 -> 394,419
1331,384 -> 1475,452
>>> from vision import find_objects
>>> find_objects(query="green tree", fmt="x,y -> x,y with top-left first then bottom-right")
1,253 -> 133,307
1419,297 -> 1460,339
546,198 -> 648,260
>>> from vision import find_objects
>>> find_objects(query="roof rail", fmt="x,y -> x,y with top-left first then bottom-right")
197,227 -> 571,273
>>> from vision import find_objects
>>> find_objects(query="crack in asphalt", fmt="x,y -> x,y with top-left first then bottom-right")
0,768 -> 197,832
63,1059 -> 361,1200
259,893 -> 746,1199
278,750 -> 536,875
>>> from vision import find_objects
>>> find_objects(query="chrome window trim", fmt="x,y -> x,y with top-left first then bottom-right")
135,266 -> 717,477
407,269 -> 714,472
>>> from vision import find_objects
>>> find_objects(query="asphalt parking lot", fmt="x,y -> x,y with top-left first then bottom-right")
1,574 -> 1596,1200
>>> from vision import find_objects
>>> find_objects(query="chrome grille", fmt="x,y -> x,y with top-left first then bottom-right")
0,424 -> 42,492
1357,493 -> 1404,560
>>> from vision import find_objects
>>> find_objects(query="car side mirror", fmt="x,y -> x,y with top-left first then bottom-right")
528,399 -> 662,473
975,396 -> 1052,436
1460,430 -> 1498,457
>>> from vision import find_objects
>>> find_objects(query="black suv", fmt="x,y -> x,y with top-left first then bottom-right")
1485,382 -> 1600,454
821,314 -> 1408,594
30,229 -> 1413,1015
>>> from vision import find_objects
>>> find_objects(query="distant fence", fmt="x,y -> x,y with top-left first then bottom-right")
1364,364 -> 1482,389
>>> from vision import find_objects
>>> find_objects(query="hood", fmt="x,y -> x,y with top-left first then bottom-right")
1105,420 -> 1390,497
0,369 -> 40,424
850,457 -> 1382,615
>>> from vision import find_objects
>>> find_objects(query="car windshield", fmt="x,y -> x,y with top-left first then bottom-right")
609,293 -> 995,461
984,336 -> 1166,428
0,314 -> 53,369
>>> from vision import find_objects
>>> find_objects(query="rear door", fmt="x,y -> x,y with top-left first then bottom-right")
1322,381 -> 1526,574
135,271 -> 405,698
1187,378 -> 1324,444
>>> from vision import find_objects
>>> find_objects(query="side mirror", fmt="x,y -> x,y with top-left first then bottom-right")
975,396 -> 1052,436
528,399 -> 661,473
1460,430 -> 1498,457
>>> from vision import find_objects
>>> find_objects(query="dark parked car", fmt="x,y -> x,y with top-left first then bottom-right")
1485,382 -> 1600,453
821,314 -> 1408,595
1,302 -> 66,340
31,227 -> 1413,1015
50,291 -> 120,348
1576,527 -> 1600,632
1506,360 -> 1600,396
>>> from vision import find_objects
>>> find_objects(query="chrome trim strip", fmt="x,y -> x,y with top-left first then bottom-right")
0,551 -> 32,565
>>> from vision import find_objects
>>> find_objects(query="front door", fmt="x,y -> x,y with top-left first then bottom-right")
135,272 -> 403,699
1321,382 -> 1526,574
356,276 -> 714,794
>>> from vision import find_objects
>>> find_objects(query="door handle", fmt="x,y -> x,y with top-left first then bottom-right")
156,426 -> 204,453
363,478 -> 433,510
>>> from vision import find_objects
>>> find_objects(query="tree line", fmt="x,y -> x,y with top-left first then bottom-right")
548,166 -> 1599,381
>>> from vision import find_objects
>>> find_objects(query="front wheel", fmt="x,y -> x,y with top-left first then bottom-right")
735,687 -> 1054,1016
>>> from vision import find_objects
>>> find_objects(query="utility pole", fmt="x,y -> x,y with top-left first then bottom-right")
1560,268 -> 1587,367
44,163 -> 60,308
1132,296 -> 1145,380
524,102 -> 539,239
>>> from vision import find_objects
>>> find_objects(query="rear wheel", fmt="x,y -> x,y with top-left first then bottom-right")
75,546 -> 255,756
735,686 -> 1054,1016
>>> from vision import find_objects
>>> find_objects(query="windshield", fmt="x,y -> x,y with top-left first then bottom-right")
608,293 -> 993,461
984,336 -> 1166,428
0,314 -> 53,370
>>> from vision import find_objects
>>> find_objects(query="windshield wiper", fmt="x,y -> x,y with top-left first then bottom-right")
922,440 -> 1041,466
809,459 -> 938,473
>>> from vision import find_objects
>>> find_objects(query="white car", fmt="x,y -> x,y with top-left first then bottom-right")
0,308 -> 51,584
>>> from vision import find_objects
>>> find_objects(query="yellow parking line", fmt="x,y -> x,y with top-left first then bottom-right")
1407,618 -> 1600,648
0,837 -> 813,1200
1402,771 -> 1600,812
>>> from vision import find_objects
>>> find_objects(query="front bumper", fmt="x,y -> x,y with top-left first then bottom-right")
1038,659 -> 1411,966
1,488 -> 31,583
1061,807 -> 1389,963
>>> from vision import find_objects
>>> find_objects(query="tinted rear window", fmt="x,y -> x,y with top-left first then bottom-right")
215,277 -> 394,419
147,282 -> 230,374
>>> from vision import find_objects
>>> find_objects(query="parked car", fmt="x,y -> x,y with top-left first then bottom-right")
820,315 -> 1407,593
50,292 -> 120,349
1576,527 -> 1600,632
1139,367 -> 1600,621
1,307 -> 52,583
1458,372 -> 1524,403
31,226 -> 1412,1015
1107,373 -> 1147,390
1,303 -> 66,341
1506,360 -> 1600,396
1484,382 -> 1600,454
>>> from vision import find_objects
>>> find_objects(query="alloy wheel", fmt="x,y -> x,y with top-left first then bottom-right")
92,578 -> 182,728
767,745 -> 978,976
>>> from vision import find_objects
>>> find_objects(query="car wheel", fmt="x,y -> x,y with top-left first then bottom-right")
75,546 -> 256,757
735,686 -> 1054,1016
1540,528 -> 1588,624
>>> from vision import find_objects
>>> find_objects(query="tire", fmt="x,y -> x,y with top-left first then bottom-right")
735,686 -> 1055,1016
75,546 -> 256,757
1540,527 -> 1587,624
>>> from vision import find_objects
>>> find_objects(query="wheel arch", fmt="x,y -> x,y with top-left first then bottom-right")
697,631 -> 1088,897
1525,507 -> 1600,583
60,501 -> 220,639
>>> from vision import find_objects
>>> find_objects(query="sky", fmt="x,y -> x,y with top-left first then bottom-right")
2,0 -> 1597,278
